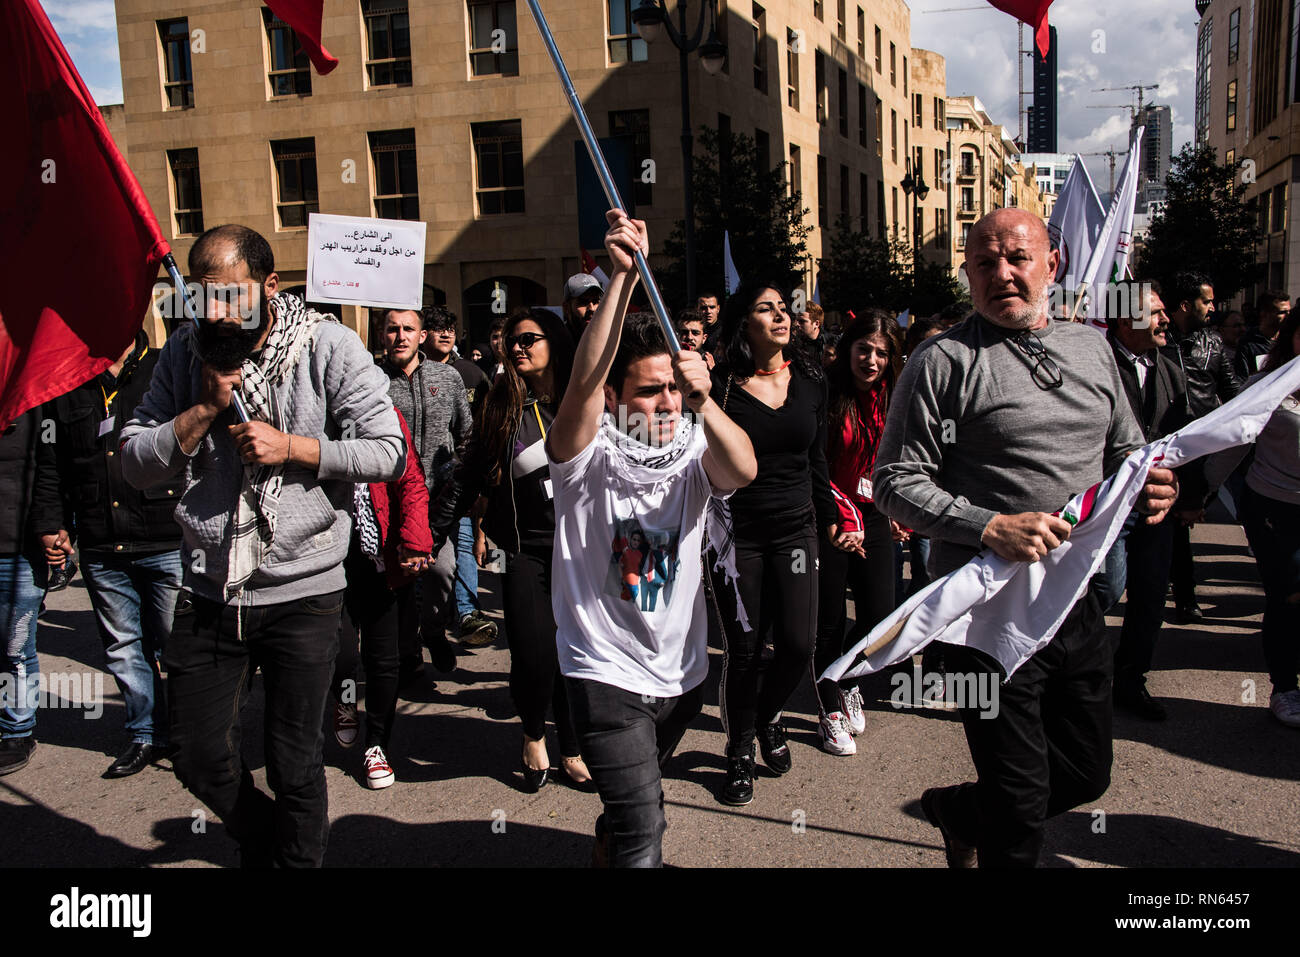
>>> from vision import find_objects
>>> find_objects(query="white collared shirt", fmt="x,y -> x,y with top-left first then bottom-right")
1116,341 -> 1155,391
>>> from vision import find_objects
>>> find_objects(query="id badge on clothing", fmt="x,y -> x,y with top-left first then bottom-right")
857,476 -> 872,500
543,478 -> 554,501
98,416 -> 116,437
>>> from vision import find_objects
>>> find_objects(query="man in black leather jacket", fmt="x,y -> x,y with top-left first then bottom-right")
1160,271 -> 1242,622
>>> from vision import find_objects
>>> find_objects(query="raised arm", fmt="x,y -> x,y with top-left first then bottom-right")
546,209 -> 645,464
674,351 -> 756,493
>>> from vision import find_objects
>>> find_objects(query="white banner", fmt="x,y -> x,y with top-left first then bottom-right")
306,213 -> 427,310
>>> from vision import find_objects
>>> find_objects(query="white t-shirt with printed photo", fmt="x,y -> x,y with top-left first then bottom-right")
547,414 -> 723,698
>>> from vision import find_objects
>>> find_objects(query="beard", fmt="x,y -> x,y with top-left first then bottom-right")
195,295 -> 271,370
983,282 -> 1049,330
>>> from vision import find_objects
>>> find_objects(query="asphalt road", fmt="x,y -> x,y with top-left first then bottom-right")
2,521 -> 1295,868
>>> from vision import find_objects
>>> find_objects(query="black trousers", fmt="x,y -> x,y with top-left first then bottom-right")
333,544 -> 401,750
565,676 -> 704,868
1170,522 -> 1197,607
711,508 -> 819,757
813,506 -> 894,713
1115,516 -> 1175,690
165,590 -> 343,867
931,590 -> 1113,868
502,547 -> 579,757
1240,485 -> 1300,693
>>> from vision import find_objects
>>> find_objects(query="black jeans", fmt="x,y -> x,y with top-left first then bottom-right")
165,590 -> 343,868
814,506 -> 894,713
930,590 -> 1113,867
711,507 -> 819,757
503,547 -> 579,757
565,676 -> 704,867
333,544 -> 401,749
1170,522 -> 1197,607
1115,515 -> 1175,690
1239,485 -> 1300,693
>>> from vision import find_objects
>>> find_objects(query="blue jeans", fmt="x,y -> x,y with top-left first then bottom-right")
454,516 -> 478,620
1,551 -> 46,738
82,549 -> 182,746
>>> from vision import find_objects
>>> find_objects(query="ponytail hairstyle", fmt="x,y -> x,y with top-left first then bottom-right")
475,307 -> 576,485
824,308 -> 904,465
718,278 -> 824,384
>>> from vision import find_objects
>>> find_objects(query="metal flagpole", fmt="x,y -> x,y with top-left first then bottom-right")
523,0 -> 682,354
162,251 -> 251,422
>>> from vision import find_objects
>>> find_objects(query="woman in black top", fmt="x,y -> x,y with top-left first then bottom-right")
430,308 -> 590,792
708,279 -> 836,806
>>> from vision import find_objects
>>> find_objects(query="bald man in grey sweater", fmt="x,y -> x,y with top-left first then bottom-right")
873,209 -> 1179,868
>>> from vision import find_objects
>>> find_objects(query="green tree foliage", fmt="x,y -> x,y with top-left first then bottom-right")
817,215 -> 968,316
1139,143 -> 1262,300
659,127 -> 811,308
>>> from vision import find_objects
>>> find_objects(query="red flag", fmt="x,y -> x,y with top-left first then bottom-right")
986,0 -> 1053,59
580,247 -> 598,274
0,0 -> 170,431
266,0 -> 339,75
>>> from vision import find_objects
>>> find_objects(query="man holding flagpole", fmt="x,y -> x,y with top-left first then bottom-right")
872,208 -> 1178,868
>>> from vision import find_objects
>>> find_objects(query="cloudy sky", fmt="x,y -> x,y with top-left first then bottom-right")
49,0 -> 1196,189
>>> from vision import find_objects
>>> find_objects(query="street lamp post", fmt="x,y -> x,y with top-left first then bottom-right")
633,0 -> 726,304
900,155 -> 930,264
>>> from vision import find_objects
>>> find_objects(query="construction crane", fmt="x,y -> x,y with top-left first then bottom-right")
1087,104 -> 1138,120
1079,148 -> 1124,194
1092,83 -> 1161,112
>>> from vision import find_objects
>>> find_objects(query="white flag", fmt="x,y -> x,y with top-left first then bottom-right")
812,275 -> 821,306
1047,155 -> 1105,293
823,355 -> 1300,683
1080,127 -> 1145,326
723,230 -> 740,296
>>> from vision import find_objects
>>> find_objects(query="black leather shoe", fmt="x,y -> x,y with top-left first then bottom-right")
720,749 -> 755,806
921,786 -> 977,868
756,722 -> 792,775
427,633 -> 457,674
104,742 -> 163,779
0,737 -> 36,776
521,759 -> 549,793
1114,683 -> 1168,721
1173,603 -> 1204,625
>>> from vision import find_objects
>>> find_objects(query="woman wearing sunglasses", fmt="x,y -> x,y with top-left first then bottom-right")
429,308 -> 590,791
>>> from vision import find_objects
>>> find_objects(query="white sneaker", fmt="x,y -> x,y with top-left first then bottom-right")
1269,690 -> 1300,728
841,687 -> 867,736
363,745 -> 395,789
818,712 -> 857,756
333,702 -> 359,748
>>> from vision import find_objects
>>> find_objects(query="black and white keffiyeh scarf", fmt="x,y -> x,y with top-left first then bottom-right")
224,293 -> 323,600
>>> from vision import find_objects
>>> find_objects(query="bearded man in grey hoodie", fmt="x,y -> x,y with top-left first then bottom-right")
121,224 -> 404,867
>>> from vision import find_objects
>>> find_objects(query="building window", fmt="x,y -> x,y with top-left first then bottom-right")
839,162 -> 849,216
1225,147 -> 1236,167
264,8 -> 311,96
752,3 -> 767,93
858,82 -> 867,147
756,127 -> 770,171
961,149 -> 975,175
960,221 -> 970,249
859,171 -> 869,225
472,119 -> 525,214
837,68 -> 848,137
469,1 -> 519,77
608,0 -> 648,63
370,129 -> 419,220
934,96 -> 945,130
890,109 -> 897,162
168,148 -> 204,236
814,0 -> 823,20
789,143 -> 801,198
1228,7 -> 1240,64
891,185 -> 898,237
934,207 -> 945,247
787,29 -> 800,109
158,19 -> 194,109
935,147 -> 945,182
1227,80 -> 1238,131
903,56 -> 908,96
363,0 -> 412,87
816,51 -> 827,124
610,109 -> 653,206
817,154 -> 828,226
874,26 -> 882,74
961,185 -> 974,212
837,0 -> 846,40
914,146 -> 924,180
856,8 -> 865,58
876,180 -> 886,237
271,137 -> 319,229
913,92 -> 923,127
875,98 -> 882,156
889,42 -> 896,86
1272,183 -> 1288,232
1256,0 -> 1285,132
1195,16 -> 1212,142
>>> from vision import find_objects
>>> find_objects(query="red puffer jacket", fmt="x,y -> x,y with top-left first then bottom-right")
368,409 -> 433,589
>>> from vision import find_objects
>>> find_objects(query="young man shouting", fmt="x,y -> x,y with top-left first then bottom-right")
546,210 -> 756,867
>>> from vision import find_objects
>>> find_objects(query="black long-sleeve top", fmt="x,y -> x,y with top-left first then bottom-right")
710,364 -> 836,531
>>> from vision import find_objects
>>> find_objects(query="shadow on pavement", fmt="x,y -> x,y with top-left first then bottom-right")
1042,810 -> 1300,867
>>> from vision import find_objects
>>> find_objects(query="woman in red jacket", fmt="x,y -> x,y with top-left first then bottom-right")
813,309 -> 905,756
332,409 -> 432,789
